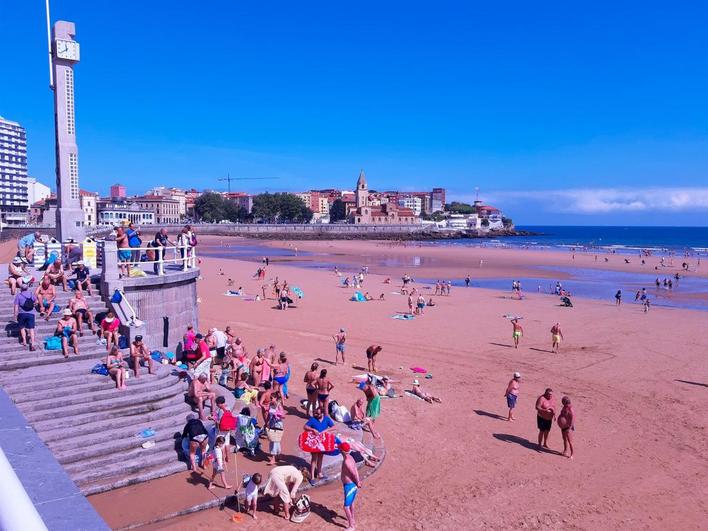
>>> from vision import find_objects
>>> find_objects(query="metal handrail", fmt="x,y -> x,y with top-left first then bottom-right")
116,243 -> 197,275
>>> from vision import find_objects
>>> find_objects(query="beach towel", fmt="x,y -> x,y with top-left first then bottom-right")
351,291 -> 366,302
502,314 -> 523,320
392,314 -> 414,320
224,291 -> 241,297
292,287 -> 304,299
405,390 -> 425,401
410,366 -> 427,373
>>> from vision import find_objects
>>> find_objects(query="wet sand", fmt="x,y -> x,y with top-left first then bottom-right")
118,238 -> 708,530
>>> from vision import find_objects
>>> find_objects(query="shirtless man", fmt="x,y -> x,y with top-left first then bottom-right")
35,277 -> 56,321
333,329 -> 346,365
511,318 -> 524,349
55,308 -> 79,358
407,294 -> 414,315
69,290 -> 96,336
188,373 -> 216,420
115,226 -> 131,278
504,372 -> 521,421
46,259 -> 68,291
557,396 -> 576,458
339,442 -> 361,531
535,388 -> 556,449
303,362 -> 319,416
366,345 -> 382,373
130,335 -> 154,378
550,323 -> 564,353
257,381 -> 274,425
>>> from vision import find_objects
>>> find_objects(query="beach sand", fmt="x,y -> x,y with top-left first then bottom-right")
111,237 -> 708,530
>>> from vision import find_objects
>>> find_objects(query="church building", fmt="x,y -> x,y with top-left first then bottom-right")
349,170 -> 419,224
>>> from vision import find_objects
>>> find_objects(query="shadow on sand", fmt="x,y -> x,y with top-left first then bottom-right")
492,433 -> 562,456
474,410 -> 507,421
674,379 -> 708,388
489,342 -> 514,348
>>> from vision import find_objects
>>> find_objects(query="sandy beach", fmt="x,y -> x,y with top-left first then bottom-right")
112,236 -> 708,530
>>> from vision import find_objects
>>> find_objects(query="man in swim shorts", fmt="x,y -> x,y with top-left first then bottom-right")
511,318 -> 523,349
333,328 -> 346,365
504,372 -> 521,421
535,388 -> 556,449
550,323 -> 563,353
339,442 -> 361,531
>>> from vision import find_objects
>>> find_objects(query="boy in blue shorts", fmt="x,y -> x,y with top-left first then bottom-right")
339,442 -> 360,531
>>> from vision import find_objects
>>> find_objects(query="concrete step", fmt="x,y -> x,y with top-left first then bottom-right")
37,398 -> 190,442
69,440 -> 181,486
0,333 -> 107,353
2,319 -> 106,335
50,413 -> 188,462
0,350 -> 109,372
80,460 -> 187,497
0,356 -> 115,385
24,381 -> 186,423
0,342 -> 109,363
63,435 -> 181,473
12,370 -> 174,409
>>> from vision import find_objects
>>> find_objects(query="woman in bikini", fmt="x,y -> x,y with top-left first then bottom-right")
315,369 -> 334,415
303,362 -> 319,416
106,345 -> 128,390
250,348 -> 265,385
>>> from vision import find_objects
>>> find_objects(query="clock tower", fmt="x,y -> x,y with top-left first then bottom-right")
51,21 -> 85,242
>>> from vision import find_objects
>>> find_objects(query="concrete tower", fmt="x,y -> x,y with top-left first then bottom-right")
51,21 -> 85,241
355,169 -> 368,208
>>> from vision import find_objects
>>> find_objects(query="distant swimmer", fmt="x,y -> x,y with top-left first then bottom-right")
511,318 -> 523,349
615,290 -> 622,306
550,323 -> 563,353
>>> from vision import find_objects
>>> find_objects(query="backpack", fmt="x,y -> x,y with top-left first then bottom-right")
20,294 -> 34,312
327,399 -> 340,419
218,410 -> 237,432
118,336 -> 129,349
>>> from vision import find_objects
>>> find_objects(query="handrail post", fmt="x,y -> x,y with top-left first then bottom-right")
158,245 -> 164,276
182,242 -> 188,271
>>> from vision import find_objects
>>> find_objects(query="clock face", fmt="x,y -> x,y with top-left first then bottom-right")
56,40 -> 80,61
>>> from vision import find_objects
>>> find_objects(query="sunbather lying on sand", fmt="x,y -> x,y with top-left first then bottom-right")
411,380 -> 442,403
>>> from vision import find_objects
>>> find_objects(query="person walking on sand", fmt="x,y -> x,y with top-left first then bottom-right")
504,372 -> 521,421
511,318 -> 523,349
557,396 -> 576,458
465,275 -> 471,287
550,323 -> 564,353
333,329 -> 346,365
615,289 -> 622,306
339,442 -> 361,531
535,388 -> 556,450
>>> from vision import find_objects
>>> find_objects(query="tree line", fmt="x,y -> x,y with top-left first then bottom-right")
194,192 -> 314,223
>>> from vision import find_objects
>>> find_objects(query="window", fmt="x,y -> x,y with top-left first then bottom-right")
65,70 -> 76,135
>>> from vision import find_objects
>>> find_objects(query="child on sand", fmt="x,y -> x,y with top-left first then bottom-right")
244,473 -> 262,519
207,436 -> 232,490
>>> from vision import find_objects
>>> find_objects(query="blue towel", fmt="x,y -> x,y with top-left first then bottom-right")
392,314 -> 414,320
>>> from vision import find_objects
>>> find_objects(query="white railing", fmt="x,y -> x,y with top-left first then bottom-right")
116,243 -> 197,276
0,448 -> 48,531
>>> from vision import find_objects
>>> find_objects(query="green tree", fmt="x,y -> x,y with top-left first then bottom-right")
447,201 -> 475,214
329,199 -> 347,222
224,200 -> 250,223
252,193 -> 313,223
502,216 -> 513,228
194,192 -> 226,222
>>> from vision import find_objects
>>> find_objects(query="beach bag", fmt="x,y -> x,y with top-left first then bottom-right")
290,495 -> 311,523
327,400 -> 340,419
118,336 -> 129,349
44,336 -> 62,350
111,290 -> 122,303
218,410 -> 237,432
266,426 -> 284,443
91,363 -> 109,376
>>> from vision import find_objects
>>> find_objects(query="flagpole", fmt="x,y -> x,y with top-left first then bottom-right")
45,0 -> 53,89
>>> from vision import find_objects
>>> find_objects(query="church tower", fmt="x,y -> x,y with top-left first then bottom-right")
355,169 -> 368,208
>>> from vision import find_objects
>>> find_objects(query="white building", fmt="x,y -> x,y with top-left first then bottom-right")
147,186 -> 187,217
80,190 -> 98,227
446,213 -> 481,230
27,177 -> 51,206
398,196 -> 422,216
98,201 -> 155,225
0,116 -> 29,224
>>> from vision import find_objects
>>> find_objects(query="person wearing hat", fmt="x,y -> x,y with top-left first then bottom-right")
71,260 -> 93,296
7,256 -> 30,295
333,328 -> 346,365
13,283 -> 37,351
339,442 -> 361,531
505,372 -> 522,421
69,289 -> 96,336
130,335 -> 154,378
55,308 -> 79,359
100,310 -> 121,352
17,231 -> 42,264
411,379 -> 442,403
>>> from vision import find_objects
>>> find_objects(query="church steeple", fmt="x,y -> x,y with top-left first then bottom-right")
356,169 -> 368,208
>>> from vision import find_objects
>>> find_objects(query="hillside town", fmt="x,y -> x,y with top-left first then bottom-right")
3,115 -> 510,232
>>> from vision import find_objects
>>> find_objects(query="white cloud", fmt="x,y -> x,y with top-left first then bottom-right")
480,187 -> 708,214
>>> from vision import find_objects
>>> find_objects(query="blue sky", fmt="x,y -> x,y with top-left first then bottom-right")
2,1 -> 707,225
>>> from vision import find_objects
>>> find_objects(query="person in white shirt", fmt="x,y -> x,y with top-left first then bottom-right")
245,473 -> 262,519
207,436 -> 232,490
